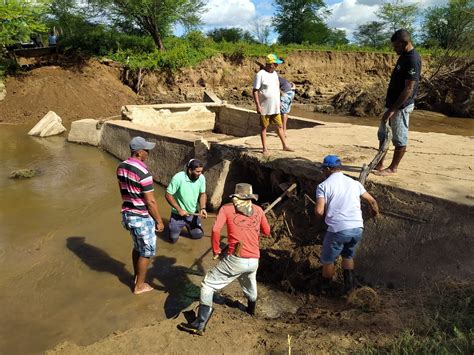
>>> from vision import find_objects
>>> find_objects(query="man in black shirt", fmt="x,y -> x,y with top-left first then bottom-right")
375,29 -> 421,176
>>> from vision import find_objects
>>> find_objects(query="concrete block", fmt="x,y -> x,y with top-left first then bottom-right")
28,111 -> 66,137
68,119 -> 103,146
121,105 -> 216,132
203,90 -> 222,103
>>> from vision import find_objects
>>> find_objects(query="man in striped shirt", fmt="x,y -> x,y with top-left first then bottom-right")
117,136 -> 165,295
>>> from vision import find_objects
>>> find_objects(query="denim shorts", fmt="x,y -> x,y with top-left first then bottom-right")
281,90 -> 295,114
320,227 -> 363,264
121,212 -> 156,257
378,104 -> 414,147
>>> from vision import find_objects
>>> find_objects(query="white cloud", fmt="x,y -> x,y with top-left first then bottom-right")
327,0 -> 379,35
356,0 -> 448,8
326,0 -> 449,38
201,0 -> 257,28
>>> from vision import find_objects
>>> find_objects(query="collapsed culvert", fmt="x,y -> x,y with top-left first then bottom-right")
68,102 -> 473,295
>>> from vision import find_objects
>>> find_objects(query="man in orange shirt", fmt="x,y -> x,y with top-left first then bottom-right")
178,183 -> 271,336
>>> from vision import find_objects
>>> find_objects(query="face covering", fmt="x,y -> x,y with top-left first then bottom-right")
232,197 -> 253,217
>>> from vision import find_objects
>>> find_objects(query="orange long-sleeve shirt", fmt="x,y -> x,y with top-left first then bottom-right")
211,203 -> 271,258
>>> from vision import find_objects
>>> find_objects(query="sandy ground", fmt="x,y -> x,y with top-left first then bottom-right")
220,117 -> 474,206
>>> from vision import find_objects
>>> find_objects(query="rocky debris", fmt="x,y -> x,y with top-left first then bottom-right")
10,169 -> 38,179
314,104 -> 335,114
68,118 -> 103,146
28,111 -> 66,137
332,84 -> 386,117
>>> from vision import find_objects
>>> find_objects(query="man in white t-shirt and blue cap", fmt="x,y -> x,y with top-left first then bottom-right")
314,155 -> 379,294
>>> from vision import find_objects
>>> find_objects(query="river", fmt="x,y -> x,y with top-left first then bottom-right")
0,125 -> 213,354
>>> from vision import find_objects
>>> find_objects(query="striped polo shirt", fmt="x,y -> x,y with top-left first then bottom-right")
116,157 -> 154,216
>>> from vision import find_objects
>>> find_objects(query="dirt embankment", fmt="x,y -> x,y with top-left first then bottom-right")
140,51 -> 396,116
0,60 -> 140,126
1,51 -> 471,124
137,51 -> 472,118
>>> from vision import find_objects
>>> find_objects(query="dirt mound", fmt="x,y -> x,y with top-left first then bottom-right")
332,83 -> 387,117
0,60 -> 140,126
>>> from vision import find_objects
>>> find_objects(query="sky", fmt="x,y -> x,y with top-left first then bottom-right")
195,0 -> 449,42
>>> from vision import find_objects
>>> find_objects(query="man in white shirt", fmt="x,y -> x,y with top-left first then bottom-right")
253,54 -> 293,155
314,155 -> 379,294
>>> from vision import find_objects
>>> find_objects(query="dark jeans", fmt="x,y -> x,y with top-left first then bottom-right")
168,213 -> 203,243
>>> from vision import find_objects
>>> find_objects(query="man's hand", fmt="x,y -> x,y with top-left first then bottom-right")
381,109 -> 396,123
178,208 -> 188,217
200,208 -> 208,219
256,105 -> 262,115
155,220 -> 165,233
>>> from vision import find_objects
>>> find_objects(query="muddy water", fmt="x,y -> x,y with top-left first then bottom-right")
290,107 -> 474,136
0,125 -> 214,354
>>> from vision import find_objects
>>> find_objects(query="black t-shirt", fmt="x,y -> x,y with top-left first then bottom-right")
385,49 -> 421,109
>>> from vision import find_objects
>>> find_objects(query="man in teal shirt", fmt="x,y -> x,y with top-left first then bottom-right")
165,159 -> 207,243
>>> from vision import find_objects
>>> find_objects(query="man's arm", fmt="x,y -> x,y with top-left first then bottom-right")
382,80 -> 416,122
143,191 -> 165,232
361,192 -> 379,217
260,212 -> 271,237
198,192 -> 207,218
252,88 -> 262,114
211,207 -> 227,256
314,197 -> 326,219
165,192 -> 188,217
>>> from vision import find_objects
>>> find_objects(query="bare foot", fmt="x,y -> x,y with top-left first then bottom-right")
262,150 -> 270,156
373,168 -> 396,176
373,165 -> 384,171
134,283 -> 154,295
283,147 -> 294,152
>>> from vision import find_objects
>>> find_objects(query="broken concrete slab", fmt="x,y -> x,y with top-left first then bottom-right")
68,119 -> 103,146
121,104 -> 216,132
28,111 -> 66,137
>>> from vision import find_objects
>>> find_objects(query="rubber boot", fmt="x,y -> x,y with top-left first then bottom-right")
178,304 -> 213,336
343,269 -> 355,294
321,276 -> 332,295
246,299 -> 256,316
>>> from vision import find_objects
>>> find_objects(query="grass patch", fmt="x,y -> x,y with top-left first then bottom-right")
362,281 -> 474,354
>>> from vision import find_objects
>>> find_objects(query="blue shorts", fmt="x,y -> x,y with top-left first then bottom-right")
280,90 -> 295,114
121,212 -> 156,257
320,227 -> 363,264
378,104 -> 414,147
168,213 -> 203,243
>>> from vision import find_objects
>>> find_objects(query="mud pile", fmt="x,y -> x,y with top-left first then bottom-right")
0,60 -> 140,126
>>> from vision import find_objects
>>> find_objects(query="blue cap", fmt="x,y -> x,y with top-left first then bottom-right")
322,155 -> 341,168
129,136 -> 156,151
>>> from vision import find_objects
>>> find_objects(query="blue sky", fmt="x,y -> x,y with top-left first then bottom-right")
193,0 -> 448,41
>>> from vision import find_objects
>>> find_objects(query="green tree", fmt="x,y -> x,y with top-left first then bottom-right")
327,28 -> 348,45
376,0 -> 418,36
251,20 -> 271,45
353,21 -> 387,47
207,27 -> 255,43
421,0 -> 474,50
0,0 -> 49,46
272,0 -> 331,44
95,0 -> 205,50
